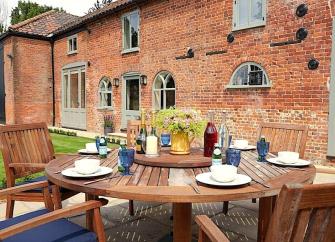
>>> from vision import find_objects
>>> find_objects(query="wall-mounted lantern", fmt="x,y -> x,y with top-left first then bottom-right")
296,28 -> 308,41
227,33 -> 234,43
113,78 -> 120,87
140,75 -> 148,85
296,4 -> 308,17
308,58 -> 319,70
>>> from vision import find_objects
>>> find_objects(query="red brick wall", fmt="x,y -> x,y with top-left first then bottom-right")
4,36 -> 53,125
53,0 -> 332,163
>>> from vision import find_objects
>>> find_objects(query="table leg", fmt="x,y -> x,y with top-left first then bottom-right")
258,196 -> 276,242
173,203 -> 192,242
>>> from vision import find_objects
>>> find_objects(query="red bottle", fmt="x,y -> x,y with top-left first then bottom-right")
204,111 -> 218,157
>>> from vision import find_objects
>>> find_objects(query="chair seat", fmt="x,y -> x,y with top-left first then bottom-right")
15,176 -> 69,193
0,209 -> 97,242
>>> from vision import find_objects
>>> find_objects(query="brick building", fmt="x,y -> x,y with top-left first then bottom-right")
0,0 -> 335,163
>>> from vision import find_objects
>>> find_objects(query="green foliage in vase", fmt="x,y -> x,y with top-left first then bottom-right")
155,108 -> 205,137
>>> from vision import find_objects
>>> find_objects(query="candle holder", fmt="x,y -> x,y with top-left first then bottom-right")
145,135 -> 160,158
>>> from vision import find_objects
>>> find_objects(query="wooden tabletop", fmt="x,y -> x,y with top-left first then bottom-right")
45,149 -> 316,203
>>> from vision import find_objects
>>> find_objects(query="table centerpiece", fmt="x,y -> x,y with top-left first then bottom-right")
156,108 -> 205,155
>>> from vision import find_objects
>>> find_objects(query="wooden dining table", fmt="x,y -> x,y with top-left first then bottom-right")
45,149 -> 316,242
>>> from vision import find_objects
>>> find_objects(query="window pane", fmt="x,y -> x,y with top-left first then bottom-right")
70,73 -> 79,108
166,76 -> 175,88
153,90 -> 162,110
130,13 -> 139,48
64,74 -> 69,108
123,17 -> 131,50
68,39 -> 73,52
154,78 -> 163,89
73,38 -> 77,51
166,90 -> 175,108
107,82 -> 112,91
107,93 -> 112,107
81,72 -> 85,108
126,79 -> 139,111
239,0 -> 249,26
233,65 -> 248,85
251,0 -> 263,22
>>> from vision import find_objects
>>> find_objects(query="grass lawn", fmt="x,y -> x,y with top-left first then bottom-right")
0,133 -> 119,187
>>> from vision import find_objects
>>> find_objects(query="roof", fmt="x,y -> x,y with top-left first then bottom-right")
52,0 -> 149,36
9,10 -> 78,37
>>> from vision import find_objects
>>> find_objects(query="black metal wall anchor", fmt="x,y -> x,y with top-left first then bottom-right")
270,39 -> 302,47
308,58 -> 319,70
227,33 -> 234,43
296,4 -> 308,17
296,28 -> 308,41
206,50 -> 227,56
176,48 -> 194,60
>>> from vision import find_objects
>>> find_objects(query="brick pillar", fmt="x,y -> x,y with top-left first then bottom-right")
329,0 -> 335,17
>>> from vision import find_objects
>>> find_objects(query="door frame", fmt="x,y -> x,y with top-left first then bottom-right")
121,72 -> 141,129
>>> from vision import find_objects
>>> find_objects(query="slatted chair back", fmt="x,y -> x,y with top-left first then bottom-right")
265,183 -> 335,242
258,123 -> 308,158
0,123 -> 55,186
127,120 -> 141,148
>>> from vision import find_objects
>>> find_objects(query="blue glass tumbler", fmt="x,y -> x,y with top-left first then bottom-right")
257,141 -> 270,162
95,137 -> 100,151
119,149 -> 135,175
161,133 -> 171,147
226,149 -> 241,167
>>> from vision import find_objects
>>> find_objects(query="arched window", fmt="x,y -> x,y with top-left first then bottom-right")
153,71 -> 176,110
228,62 -> 270,88
98,77 -> 113,108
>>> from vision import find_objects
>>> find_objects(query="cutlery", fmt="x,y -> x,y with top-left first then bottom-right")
84,174 -> 120,185
253,179 -> 271,188
189,183 -> 201,194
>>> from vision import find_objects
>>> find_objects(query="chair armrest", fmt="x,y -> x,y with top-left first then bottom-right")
0,181 -> 49,199
9,163 -> 46,169
0,199 -> 107,240
195,215 -> 230,242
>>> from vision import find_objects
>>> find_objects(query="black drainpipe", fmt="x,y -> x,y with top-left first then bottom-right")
51,40 -> 56,126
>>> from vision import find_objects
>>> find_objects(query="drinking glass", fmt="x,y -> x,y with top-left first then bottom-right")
161,133 -> 171,147
95,137 -> 100,151
119,149 -> 135,175
226,149 -> 241,167
257,141 -> 270,162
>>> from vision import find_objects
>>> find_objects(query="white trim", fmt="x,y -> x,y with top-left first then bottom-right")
121,9 -> 140,53
328,18 -> 335,157
152,71 -> 176,110
232,0 -> 266,31
98,77 -> 113,109
67,34 -> 78,55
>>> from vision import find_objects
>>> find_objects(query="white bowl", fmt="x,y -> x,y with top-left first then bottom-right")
234,140 -> 249,148
210,165 -> 238,183
86,143 -> 98,153
75,159 -> 100,175
278,151 -> 299,164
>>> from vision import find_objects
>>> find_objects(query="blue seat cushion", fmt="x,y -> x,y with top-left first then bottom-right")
15,176 -> 69,194
0,209 -> 97,242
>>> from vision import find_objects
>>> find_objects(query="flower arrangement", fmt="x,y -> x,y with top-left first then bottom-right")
103,114 -> 114,128
155,108 -> 205,137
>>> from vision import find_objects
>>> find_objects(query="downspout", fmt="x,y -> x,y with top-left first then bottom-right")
328,18 -> 335,157
51,39 -> 56,126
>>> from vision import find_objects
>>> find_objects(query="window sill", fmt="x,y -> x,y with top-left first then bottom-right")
97,107 -> 114,111
232,23 -> 266,32
67,51 -> 78,56
121,47 -> 139,55
225,84 -> 272,90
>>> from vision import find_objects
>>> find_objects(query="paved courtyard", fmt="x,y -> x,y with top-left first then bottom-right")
0,172 -> 333,242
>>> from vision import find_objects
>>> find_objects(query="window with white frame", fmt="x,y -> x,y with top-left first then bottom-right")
228,62 -> 270,88
233,0 -> 266,31
153,71 -> 176,110
98,77 -> 113,108
67,35 -> 78,54
122,10 -> 139,52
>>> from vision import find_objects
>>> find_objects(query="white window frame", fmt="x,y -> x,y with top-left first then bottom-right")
226,62 -> 271,89
98,77 -> 113,109
152,71 -> 176,110
67,35 -> 78,55
232,0 -> 266,31
121,10 -> 140,54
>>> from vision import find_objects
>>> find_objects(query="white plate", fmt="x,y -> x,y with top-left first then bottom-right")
267,157 -> 311,167
196,172 -> 252,187
61,166 -> 113,178
229,145 -> 256,151
78,148 -> 112,155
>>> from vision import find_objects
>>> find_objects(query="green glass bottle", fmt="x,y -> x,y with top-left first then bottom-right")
136,109 -> 147,154
212,143 -> 223,166
99,136 -> 108,159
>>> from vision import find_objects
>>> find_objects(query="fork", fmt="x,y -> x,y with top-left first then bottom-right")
253,179 -> 271,188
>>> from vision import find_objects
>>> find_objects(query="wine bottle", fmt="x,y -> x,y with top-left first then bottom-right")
99,136 -> 108,159
204,111 -> 218,157
136,109 -> 147,154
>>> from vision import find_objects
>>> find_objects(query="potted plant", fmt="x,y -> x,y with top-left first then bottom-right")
156,108 -> 205,155
104,115 -> 115,135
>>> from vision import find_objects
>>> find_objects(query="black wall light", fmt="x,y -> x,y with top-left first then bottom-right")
227,33 -> 234,43
140,75 -> 148,85
113,78 -> 120,87
296,4 -> 308,17
296,28 -> 308,41
308,59 -> 319,70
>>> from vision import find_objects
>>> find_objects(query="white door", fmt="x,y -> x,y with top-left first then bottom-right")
121,74 -> 140,129
62,67 -> 86,130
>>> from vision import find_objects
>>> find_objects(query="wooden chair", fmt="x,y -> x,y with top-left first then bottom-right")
196,183 -> 335,242
0,123 -> 76,218
127,119 -> 141,148
0,181 -> 107,242
258,123 -> 309,158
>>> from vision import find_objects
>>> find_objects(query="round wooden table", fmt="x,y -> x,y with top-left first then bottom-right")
45,150 -> 315,242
